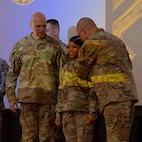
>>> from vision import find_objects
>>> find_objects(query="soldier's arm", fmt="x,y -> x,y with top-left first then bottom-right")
0,59 -> 9,97
74,40 -> 100,76
6,45 -> 21,103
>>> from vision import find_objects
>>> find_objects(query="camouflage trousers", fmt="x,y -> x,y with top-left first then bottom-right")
103,101 -> 135,142
62,111 -> 94,142
20,103 -> 65,142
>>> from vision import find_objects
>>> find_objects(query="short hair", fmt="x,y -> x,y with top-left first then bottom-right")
46,19 -> 59,26
69,36 -> 83,47
77,17 -> 97,31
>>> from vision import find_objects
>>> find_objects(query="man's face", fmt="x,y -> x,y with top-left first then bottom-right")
46,23 -> 55,38
31,15 -> 46,39
77,27 -> 88,41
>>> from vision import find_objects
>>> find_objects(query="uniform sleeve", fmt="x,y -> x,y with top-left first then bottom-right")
56,46 -> 66,88
88,90 -> 99,113
74,40 -> 100,76
57,46 -> 66,71
6,44 -> 21,103
55,89 -> 63,113
0,59 -> 9,97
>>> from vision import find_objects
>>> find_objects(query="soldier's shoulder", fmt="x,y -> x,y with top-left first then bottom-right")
14,34 -> 31,46
46,35 -> 60,45
0,57 -> 6,63
60,41 -> 67,47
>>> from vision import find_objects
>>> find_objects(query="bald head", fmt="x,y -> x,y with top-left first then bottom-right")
30,12 -> 46,39
77,17 -> 97,41
77,17 -> 97,30
30,12 -> 46,25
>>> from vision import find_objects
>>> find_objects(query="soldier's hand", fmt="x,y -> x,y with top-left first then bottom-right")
86,113 -> 97,124
10,100 -> 18,113
55,116 -> 62,126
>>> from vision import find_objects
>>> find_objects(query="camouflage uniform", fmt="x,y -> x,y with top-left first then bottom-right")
56,59 -> 98,142
72,28 -> 138,141
0,57 -> 9,142
6,34 -> 65,142
59,40 -> 67,54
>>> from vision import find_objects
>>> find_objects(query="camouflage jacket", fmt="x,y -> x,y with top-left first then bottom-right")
56,59 -> 99,114
6,34 -> 65,104
73,28 -> 138,112
0,57 -> 9,110
59,40 -> 67,54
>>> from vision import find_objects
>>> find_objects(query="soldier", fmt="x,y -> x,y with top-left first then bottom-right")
0,57 -> 9,142
55,36 -> 98,142
71,17 -> 138,142
46,19 -> 67,142
46,19 -> 67,53
6,12 -> 65,142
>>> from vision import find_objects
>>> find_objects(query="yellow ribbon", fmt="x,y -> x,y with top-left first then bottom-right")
91,73 -> 129,83
59,71 -> 93,89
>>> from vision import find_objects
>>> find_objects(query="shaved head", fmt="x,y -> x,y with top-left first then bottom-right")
30,12 -> 46,39
77,17 -> 97,31
77,17 -> 97,41
30,12 -> 46,25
